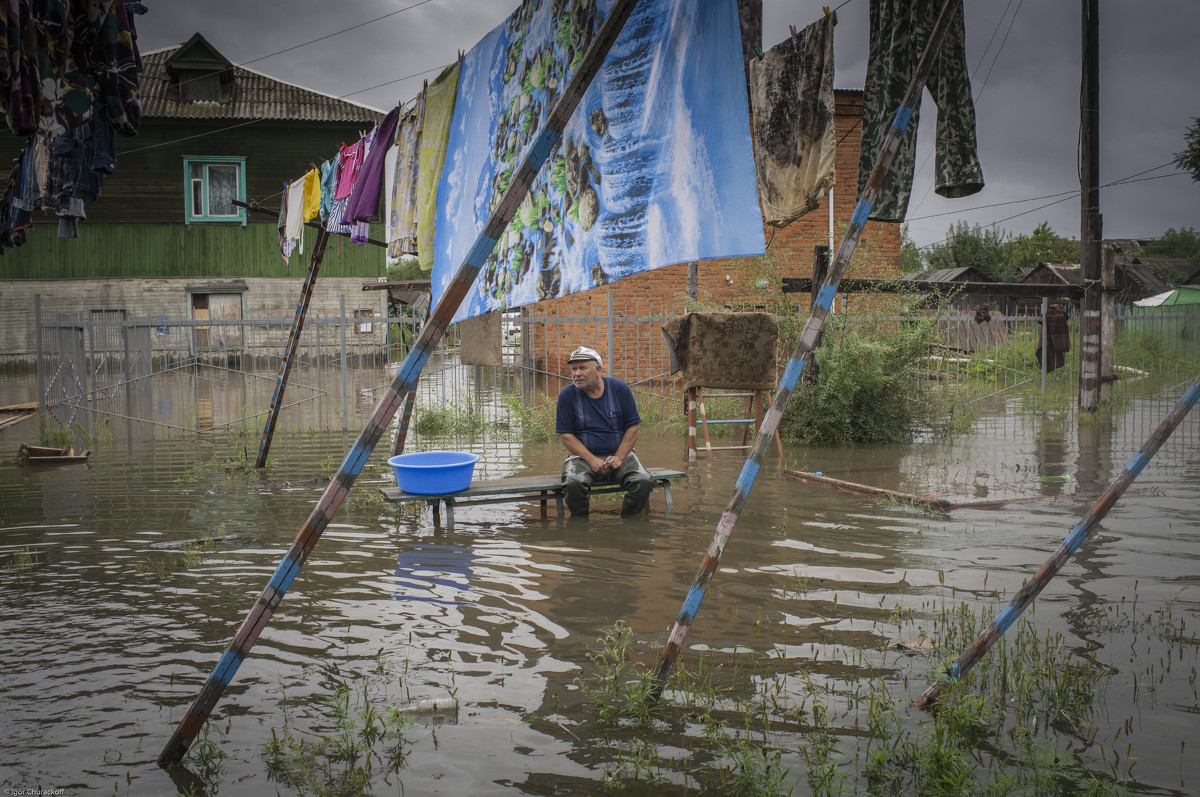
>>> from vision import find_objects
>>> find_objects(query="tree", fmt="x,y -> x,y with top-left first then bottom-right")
1174,117 -> 1200,182
900,224 -> 924,274
1001,221 -> 1080,276
924,221 -> 1008,281
1142,226 -> 1200,273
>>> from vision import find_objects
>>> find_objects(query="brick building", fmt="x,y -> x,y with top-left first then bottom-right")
527,89 -> 902,389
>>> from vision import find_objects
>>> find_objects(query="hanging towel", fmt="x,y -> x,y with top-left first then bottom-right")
415,62 -> 460,271
857,0 -> 983,223
383,143 -> 400,264
301,167 -> 320,224
318,157 -> 337,223
284,177 -> 306,260
333,140 -> 365,201
459,310 -> 503,366
346,105 -> 402,225
748,13 -> 837,227
387,101 -> 423,262
277,187 -> 289,259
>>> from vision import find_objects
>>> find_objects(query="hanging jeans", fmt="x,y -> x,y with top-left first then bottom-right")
857,0 -> 984,222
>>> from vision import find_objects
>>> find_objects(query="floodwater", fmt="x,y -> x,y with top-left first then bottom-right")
1,374 -> 1198,796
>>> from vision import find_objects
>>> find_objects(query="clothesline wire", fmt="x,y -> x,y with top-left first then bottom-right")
907,159 -> 1178,223
119,63 -> 449,158
911,169 -> 1187,251
169,0 -> 440,95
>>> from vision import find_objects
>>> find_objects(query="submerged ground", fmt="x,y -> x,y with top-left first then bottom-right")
1,374 -> 1197,796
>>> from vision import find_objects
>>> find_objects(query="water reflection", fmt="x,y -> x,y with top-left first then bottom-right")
0,372 -> 1197,795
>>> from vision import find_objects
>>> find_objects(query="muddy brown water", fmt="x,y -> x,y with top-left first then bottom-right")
1,377 -> 1198,795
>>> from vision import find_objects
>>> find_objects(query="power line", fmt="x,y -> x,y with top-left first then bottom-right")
171,0 -> 440,94
240,0 -> 437,68
120,63 -> 448,158
908,160 -> 1179,223
912,168 -> 1187,251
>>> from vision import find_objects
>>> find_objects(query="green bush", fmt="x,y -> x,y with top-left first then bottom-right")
778,319 -> 934,446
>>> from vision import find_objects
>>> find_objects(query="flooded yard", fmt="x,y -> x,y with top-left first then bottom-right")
1,372 -> 1198,795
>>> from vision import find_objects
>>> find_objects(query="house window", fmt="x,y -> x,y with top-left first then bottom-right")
184,157 -> 246,225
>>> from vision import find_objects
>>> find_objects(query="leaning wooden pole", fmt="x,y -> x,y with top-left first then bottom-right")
651,0 -> 963,693
255,227 -> 331,468
393,389 -> 418,456
914,373 -> 1200,709
158,0 -> 640,766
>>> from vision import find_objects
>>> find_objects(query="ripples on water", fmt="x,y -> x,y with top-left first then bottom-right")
0,388 -> 1198,795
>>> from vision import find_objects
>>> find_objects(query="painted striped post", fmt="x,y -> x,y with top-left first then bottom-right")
393,389 -> 418,456
158,0 -> 641,766
651,0 -> 963,692
913,373 -> 1200,710
255,227 -> 331,468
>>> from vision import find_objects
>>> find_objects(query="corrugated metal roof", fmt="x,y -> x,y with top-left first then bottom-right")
140,44 -> 384,124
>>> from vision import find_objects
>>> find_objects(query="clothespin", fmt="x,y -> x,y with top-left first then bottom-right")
755,47 -> 763,60
789,24 -> 797,38
823,5 -> 831,18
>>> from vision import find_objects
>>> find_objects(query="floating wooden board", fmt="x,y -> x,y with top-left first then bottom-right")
16,443 -> 91,466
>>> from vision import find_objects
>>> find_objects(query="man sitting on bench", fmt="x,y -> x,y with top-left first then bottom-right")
555,346 -> 653,517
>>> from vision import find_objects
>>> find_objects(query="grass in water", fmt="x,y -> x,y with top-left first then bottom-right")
571,593 -> 1199,795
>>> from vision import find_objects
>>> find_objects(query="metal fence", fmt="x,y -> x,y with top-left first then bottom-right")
31,294 -> 1200,448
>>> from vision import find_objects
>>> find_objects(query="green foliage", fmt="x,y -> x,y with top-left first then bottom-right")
1173,116 -> 1200,182
412,400 -> 489,437
925,221 -> 1010,281
922,220 -> 1080,282
778,317 -> 935,446
1003,221 -> 1081,275
901,224 -> 924,274
1141,226 -> 1200,272
262,664 -> 412,797
38,413 -> 73,448
499,391 -> 555,443
384,255 -> 424,283
576,621 -> 660,729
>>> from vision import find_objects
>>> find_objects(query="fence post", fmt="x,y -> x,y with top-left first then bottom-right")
1100,244 -> 1116,403
608,292 -> 615,370
1040,297 -> 1049,394
34,295 -> 45,417
340,294 -> 349,433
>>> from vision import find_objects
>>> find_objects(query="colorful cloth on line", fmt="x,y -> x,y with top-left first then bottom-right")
318,157 -> 336,223
333,139 -> 365,201
386,101 -> 422,263
416,61 -> 459,272
301,167 -> 320,224
432,0 -> 764,321
749,13 -> 837,228
857,0 -> 983,222
346,105 -> 401,225
284,177 -> 305,261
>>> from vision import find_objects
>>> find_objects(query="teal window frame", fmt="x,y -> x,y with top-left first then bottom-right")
183,156 -> 247,225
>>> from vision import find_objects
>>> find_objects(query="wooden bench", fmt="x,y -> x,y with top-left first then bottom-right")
380,467 -> 685,529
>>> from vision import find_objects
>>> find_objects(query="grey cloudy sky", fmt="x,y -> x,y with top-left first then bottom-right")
138,0 -> 1200,251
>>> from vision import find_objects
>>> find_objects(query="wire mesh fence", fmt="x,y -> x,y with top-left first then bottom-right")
28,295 -> 1200,457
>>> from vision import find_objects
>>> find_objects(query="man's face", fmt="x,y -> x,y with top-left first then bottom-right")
569,359 -> 601,391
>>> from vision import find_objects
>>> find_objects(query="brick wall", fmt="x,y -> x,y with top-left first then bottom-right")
530,90 -> 901,384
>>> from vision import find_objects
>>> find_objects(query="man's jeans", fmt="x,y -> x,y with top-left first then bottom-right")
561,452 -> 652,516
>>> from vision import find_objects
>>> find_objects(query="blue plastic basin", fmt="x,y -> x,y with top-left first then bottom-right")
387,451 -> 481,495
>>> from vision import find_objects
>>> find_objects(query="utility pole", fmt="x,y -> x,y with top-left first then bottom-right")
1078,0 -> 1101,411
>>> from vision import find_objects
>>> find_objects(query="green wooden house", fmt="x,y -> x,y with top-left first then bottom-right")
0,32 -> 389,361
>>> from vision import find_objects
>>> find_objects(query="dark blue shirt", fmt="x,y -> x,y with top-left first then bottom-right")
555,377 -> 641,457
